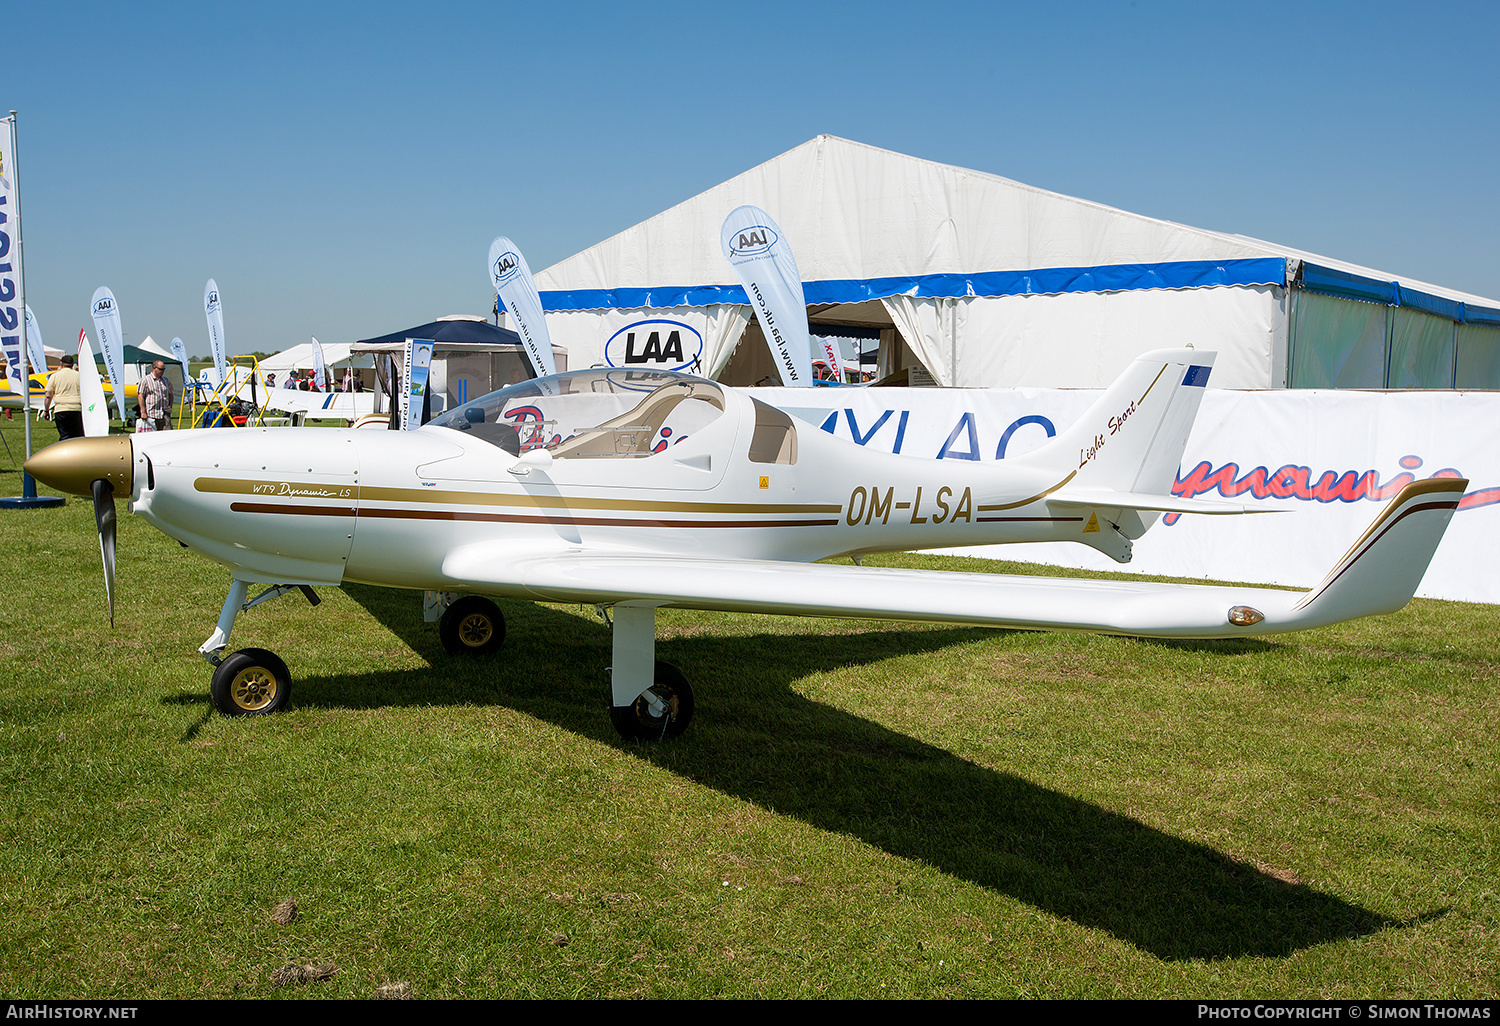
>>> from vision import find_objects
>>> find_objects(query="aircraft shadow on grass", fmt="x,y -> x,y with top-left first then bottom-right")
233,582 -> 1400,961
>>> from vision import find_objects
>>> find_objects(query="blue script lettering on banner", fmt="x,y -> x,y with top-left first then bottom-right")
995,415 -> 1057,459
604,319 -> 704,372
937,413 -> 981,461
846,409 -> 891,445
826,408 -> 911,453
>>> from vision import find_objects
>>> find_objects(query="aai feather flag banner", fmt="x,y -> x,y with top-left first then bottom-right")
89,286 -> 128,422
487,236 -> 556,378
721,205 -> 813,387
311,335 -> 327,390
25,305 -> 45,381
204,279 -> 227,386
169,336 -> 190,387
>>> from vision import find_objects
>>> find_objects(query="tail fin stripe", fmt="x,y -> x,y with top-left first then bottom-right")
1293,491 -> 1462,610
1137,364 -> 1169,406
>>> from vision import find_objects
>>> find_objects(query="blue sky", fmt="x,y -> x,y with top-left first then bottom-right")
5,0 -> 1497,356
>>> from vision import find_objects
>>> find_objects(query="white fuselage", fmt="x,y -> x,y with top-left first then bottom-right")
127,386 -> 1098,594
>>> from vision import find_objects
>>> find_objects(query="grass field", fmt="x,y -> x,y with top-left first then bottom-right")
1,419 -> 1496,999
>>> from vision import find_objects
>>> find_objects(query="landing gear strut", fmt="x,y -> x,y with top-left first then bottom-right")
198,578 -> 318,716
607,604 -> 694,741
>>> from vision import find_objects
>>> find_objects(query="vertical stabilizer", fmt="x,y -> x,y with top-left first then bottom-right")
1015,348 -> 1214,495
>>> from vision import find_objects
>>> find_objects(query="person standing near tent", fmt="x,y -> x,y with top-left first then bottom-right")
43,355 -> 83,441
139,359 -> 175,431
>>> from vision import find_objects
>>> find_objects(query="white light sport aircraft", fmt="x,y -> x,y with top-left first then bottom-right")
26,348 -> 1465,740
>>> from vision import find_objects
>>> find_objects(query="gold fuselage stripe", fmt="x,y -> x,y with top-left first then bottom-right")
977,470 -> 1077,512
226,501 -> 840,529
195,476 -> 842,515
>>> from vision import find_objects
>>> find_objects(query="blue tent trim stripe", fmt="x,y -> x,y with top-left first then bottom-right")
539,257 -> 1290,313
1300,263 -> 1500,326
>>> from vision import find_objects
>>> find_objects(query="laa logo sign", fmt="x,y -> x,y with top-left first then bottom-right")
604,319 -> 705,372
492,251 -> 519,285
205,291 -> 220,312
728,225 -> 778,258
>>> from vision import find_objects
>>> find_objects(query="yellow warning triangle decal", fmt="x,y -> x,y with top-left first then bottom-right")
1084,512 -> 1100,533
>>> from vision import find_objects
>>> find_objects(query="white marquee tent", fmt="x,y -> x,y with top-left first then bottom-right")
535,135 -> 1500,391
259,341 -> 371,373
530,136 -> 1500,604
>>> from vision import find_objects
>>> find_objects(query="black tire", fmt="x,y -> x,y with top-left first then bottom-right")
439,596 -> 506,655
609,660 -> 694,740
210,648 -> 291,716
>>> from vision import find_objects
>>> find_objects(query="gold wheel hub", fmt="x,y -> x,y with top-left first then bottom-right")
231,666 -> 279,711
458,613 -> 494,647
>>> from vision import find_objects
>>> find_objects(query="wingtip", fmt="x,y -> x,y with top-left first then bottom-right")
1293,476 -> 1466,621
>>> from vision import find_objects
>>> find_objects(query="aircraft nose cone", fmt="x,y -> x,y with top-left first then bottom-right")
24,436 -> 134,496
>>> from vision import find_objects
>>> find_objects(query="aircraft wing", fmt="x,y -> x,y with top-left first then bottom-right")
0,383 -> 43,411
440,479 -> 1464,640
263,387 -> 375,419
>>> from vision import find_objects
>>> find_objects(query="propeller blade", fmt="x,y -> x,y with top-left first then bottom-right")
92,478 -> 117,627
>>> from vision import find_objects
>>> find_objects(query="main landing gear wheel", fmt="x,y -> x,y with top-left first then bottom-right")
210,648 -> 291,716
609,660 -> 694,741
439,597 -> 507,655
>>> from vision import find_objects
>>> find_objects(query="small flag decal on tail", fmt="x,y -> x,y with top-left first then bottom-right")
1182,365 -> 1212,387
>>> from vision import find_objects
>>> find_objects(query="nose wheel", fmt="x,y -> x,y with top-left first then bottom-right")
210,648 -> 291,716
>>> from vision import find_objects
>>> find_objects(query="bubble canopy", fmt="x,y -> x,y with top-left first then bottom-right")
425,369 -> 728,459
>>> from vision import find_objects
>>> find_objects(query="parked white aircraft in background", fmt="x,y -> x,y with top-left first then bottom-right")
26,349 -> 1464,740
261,385 -> 376,423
